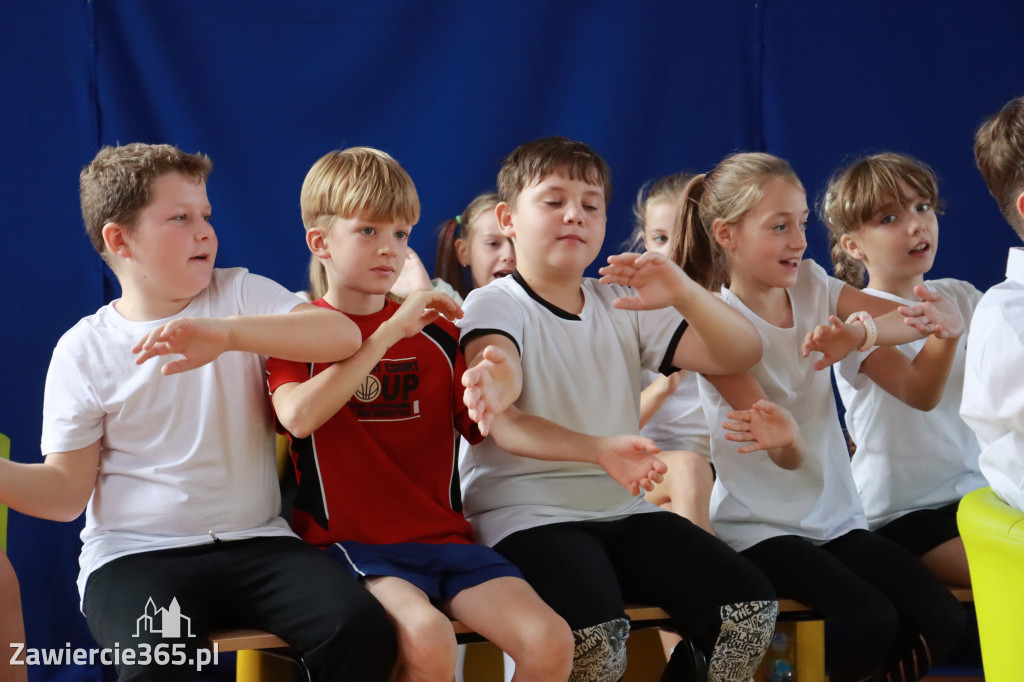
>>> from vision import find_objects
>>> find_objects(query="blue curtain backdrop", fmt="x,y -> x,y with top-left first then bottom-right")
1,2 -> 1022,679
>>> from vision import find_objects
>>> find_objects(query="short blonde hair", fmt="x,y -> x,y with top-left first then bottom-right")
79,143 -> 212,264
975,96 -> 1024,239
497,136 -> 611,209
677,153 -> 803,291
300,147 -> 420,232
301,147 -> 419,297
820,153 -> 942,287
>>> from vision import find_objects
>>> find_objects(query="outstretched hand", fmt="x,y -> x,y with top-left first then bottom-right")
597,252 -> 692,311
899,285 -> 965,339
132,317 -> 230,375
385,290 -> 462,340
462,344 -> 516,437
390,249 -> 434,299
722,399 -> 799,454
801,315 -> 862,370
595,435 -> 666,496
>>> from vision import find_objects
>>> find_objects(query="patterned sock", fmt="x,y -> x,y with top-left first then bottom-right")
706,600 -> 778,682
569,617 -> 630,682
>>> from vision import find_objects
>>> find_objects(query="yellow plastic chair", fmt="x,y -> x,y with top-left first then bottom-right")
958,486 -> 1024,682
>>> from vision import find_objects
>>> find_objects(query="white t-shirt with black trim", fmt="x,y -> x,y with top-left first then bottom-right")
836,279 -> 984,529
41,268 -> 302,601
457,273 -> 687,547
699,259 -> 867,551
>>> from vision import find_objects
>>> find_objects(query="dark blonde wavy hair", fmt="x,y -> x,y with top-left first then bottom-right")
819,153 -> 942,288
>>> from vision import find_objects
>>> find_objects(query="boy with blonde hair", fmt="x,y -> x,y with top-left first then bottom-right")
458,136 -> 778,681
962,96 -> 1024,513
0,143 -> 396,681
267,147 -> 574,682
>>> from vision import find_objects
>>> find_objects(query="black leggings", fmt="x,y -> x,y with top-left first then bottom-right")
495,512 -> 775,668
742,530 -> 965,682
83,536 -> 396,682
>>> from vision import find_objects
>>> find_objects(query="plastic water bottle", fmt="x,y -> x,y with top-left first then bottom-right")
764,628 -> 794,682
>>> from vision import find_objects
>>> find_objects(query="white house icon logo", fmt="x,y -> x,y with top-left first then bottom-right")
133,597 -> 195,638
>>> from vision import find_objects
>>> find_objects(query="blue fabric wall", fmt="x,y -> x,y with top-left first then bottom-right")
1,2 -> 1022,679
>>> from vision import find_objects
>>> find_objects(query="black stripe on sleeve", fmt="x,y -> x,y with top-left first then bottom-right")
422,323 -> 458,370
658,318 -> 690,376
459,328 -> 521,357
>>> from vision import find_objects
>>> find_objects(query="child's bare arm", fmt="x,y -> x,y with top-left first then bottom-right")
858,330 -> 962,411
598,252 -> 761,374
274,292 -> 461,438
462,335 -> 523,437
0,441 -> 100,521
705,371 -> 804,469
803,284 -> 961,370
489,406 -> 667,496
639,371 -> 684,428
133,302 -> 363,375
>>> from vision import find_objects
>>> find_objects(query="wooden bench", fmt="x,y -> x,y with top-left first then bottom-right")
211,588 -> 974,682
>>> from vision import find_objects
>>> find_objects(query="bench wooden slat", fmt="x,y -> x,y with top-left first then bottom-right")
209,587 -> 975,653
209,629 -> 288,653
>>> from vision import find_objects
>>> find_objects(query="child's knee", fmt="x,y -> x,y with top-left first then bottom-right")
509,614 -> 574,678
569,617 -> 629,682
675,450 -> 711,478
396,608 -> 457,676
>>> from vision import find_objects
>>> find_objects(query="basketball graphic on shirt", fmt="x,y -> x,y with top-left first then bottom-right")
354,375 -> 381,402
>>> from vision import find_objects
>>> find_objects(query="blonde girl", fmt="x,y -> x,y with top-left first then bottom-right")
681,152 -> 965,682
434,193 -> 516,300
822,153 -> 984,589
630,173 -> 715,533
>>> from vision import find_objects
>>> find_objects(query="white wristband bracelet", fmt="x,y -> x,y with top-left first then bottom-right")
845,311 -> 877,351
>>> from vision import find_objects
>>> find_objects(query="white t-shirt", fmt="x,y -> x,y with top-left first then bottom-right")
456,273 -> 686,546
836,280 -> 984,528
961,247 -> 1024,513
640,369 -> 710,459
41,268 -> 302,600
699,259 -> 867,551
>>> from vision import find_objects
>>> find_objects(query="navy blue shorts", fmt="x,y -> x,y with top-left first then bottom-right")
325,541 -> 523,602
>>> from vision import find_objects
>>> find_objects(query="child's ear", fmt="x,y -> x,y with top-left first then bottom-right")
1016,190 -> 1024,221
102,222 -> 131,258
711,219 -> 735,249
839,233 -> 866,261
454,238 -> 471,266
306,228 -> 330,258
496,202 -> 515,239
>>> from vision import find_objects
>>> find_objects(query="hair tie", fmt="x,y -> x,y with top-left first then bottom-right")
455,214 -> 463,225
